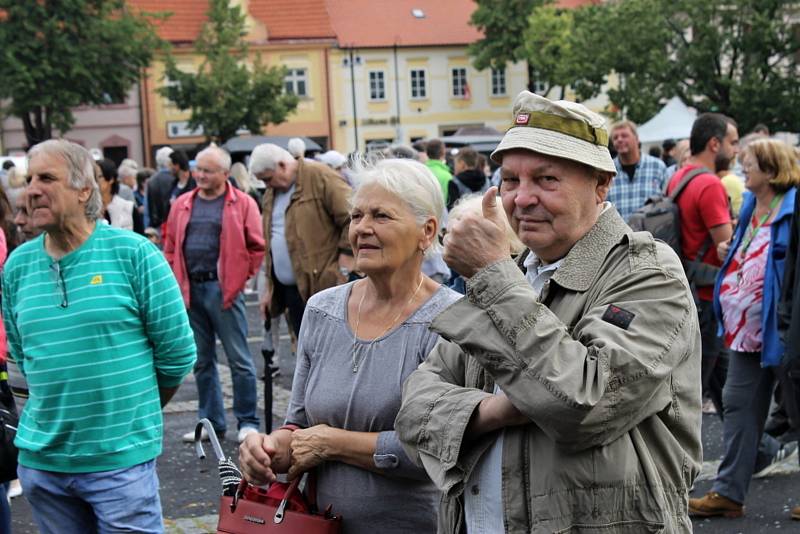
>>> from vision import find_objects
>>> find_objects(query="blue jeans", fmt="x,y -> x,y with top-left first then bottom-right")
0,482 -> 10,534
17,460 -> 162,534
188,281 -> 259,433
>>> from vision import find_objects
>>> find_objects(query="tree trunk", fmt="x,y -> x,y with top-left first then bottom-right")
527,62 -> 537,93
21,107 -> 50,148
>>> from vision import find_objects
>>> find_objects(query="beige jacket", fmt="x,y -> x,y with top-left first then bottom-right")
262,159 -> 351,310
396,207 -> 702,533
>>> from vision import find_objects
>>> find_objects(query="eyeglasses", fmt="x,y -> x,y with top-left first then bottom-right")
194,166 -> 223,175
50,262 -> 68,308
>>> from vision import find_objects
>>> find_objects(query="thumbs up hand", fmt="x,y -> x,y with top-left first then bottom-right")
443,187 -> 511,279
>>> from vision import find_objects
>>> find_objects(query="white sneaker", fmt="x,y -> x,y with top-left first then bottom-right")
182,427 -> 224,443
7,479 -> 22,499
237,426 -> 259,444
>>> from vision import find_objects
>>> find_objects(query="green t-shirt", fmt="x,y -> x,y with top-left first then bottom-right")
426,159 -> 453,204
2,222 -> 196,473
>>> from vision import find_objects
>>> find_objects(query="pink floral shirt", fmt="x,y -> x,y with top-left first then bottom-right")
718,224 -> 771,352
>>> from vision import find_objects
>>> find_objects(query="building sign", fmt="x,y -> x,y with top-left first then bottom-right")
167,121 -> 204,139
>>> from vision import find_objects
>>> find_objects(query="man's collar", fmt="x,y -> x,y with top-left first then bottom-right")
549,206 -> 630,291
514,205 -> 628,292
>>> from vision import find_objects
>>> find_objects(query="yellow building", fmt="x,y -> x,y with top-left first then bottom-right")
325,0 -> 528,153
133,0 -> 337,164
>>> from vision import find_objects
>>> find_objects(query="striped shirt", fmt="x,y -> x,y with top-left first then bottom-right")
608,154 -> 668,222
2,222 -> 196,473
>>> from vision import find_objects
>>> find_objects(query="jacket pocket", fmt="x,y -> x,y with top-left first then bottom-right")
553,519 -> 665,533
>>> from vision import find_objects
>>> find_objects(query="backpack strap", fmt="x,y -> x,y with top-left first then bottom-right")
665,166 -> 712,199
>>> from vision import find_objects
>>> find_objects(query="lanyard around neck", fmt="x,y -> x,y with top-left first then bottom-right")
740,193 -> 783,258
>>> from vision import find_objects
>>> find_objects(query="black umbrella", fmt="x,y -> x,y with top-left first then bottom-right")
221,136 -> 322,155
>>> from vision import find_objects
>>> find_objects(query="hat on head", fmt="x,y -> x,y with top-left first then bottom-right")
491,91 -> 616,174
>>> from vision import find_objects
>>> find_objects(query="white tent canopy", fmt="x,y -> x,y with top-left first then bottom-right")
636,97 -> 697,144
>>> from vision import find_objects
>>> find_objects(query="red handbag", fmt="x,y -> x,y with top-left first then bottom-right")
216,473 -> 343,534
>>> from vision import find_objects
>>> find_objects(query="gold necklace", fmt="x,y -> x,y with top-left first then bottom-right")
351,276 -> 425,373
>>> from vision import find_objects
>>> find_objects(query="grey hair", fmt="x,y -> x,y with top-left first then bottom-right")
287,137 -> 306,159
117,163 -> 138,180
351,158 -> 444,257
155,146 -> 174,169
28,139 -> 103,221
249,144 -> 295,175
196,145 -> 232,171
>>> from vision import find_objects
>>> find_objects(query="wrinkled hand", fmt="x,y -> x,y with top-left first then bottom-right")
239,432 -> 278,485
443,187 -> 510,279
288,424 -> 335,480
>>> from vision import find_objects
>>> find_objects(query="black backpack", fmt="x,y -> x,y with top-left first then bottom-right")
629,167 -> 719,287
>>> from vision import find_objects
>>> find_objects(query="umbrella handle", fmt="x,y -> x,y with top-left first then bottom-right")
195,418 -> 225,461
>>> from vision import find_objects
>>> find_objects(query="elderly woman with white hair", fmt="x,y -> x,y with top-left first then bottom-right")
240,159 -> 460,533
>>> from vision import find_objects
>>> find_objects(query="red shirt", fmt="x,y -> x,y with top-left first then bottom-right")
667,165 -> 731,301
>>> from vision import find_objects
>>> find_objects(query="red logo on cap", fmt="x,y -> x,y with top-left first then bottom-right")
515,113 -> 530,125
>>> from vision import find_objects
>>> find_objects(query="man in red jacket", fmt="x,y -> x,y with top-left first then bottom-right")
164,145 -> 265,444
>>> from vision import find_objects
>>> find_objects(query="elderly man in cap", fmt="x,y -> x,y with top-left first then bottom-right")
396,92 -> 702,533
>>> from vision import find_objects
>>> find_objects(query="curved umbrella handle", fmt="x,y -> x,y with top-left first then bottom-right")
195,418 -> 225,461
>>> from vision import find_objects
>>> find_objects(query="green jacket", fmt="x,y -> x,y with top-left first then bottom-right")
396,207 -> 702,533
426,159 -> 453,203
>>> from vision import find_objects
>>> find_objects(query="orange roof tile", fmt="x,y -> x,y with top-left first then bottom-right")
249,0 -> 335,40
129,0 -> 335,43
130,0 -> 209,43
325,0 -> 482,48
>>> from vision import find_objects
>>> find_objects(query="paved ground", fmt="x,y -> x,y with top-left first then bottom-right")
7,295 -> 800,532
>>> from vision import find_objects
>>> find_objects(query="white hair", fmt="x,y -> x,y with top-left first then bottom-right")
196,145 -> 232,171
118,163 -> 138,179
155,146 -> 174,169
230,162 -> 256,193
249,144 -> 295,175
352,158 -> 445,257
287,137 -> 306,159
28,139 -> 103,221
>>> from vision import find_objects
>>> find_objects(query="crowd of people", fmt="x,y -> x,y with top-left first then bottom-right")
0,88 -> 799,534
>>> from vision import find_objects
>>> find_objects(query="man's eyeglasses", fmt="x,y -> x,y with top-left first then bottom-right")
50,262 -> 68,308
194,167 -> 223,175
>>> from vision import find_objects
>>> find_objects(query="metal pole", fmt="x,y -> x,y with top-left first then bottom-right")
393,42 -> 402,143
349,47 -> 359,152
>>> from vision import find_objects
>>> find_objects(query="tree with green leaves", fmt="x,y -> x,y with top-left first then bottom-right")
160,0 -> 298,144
469,0 -> 546,91
521,0 -> 800,131
0,0 -> 165,147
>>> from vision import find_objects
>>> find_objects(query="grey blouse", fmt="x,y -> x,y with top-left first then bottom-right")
285,281 -> 461,534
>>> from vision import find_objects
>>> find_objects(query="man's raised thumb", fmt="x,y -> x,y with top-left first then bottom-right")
482,186 -> 501,221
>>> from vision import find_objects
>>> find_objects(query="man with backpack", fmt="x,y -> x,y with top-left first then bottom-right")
666,113 -> 737,415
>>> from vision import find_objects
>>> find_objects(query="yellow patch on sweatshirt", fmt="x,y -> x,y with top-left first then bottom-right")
90,275 -> 103,285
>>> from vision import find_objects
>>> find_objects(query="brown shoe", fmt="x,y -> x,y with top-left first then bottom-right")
688,492 -> 744,518
792,505 -> 800,520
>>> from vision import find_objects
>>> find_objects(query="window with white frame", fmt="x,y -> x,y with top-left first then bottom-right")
369,70 -> 386,101
491,67 -> 507,96
284,68 -> 308,97
451,67 -> 467,97
410,69 -> 427,99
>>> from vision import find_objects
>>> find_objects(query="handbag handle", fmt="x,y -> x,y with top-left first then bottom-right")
194,418 -> 225,462
230,472 -> 313,522
273,473 -> 309,524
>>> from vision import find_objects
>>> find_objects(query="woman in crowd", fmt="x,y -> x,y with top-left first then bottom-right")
446,193 -> 525,294
230,162 -> 262,208
690,138 -> 799,518
240,159 -> 460,533
97,159 -> 135,230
